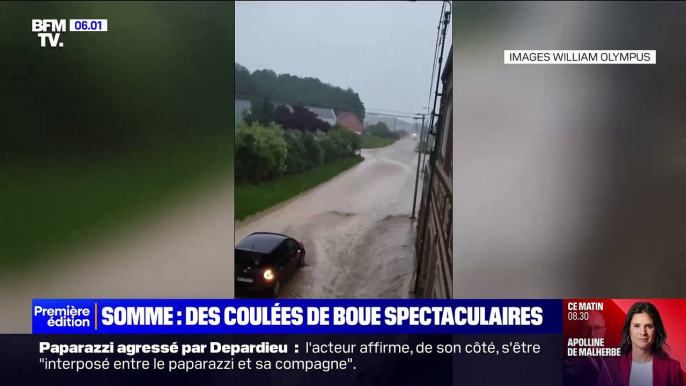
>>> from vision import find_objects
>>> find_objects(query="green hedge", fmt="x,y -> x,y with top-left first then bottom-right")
236,122 -> 361,185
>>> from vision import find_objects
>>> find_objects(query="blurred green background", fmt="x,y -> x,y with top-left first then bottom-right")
0,2 -> 233,274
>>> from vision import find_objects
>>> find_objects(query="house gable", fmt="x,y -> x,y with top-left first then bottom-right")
336,111 -> 364,133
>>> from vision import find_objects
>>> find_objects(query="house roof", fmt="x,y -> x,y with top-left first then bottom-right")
235,99 -> 251,114
304,106 -> 336,120
336,111 -> 364,133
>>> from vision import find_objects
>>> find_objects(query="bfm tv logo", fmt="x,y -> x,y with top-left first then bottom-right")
32,19 -> 65,48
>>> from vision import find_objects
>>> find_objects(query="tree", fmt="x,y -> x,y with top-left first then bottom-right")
235,63 -> 261,99
234,63 -> 366,122
275,104 -> 331,133
365,122 -> 399,140
243,97 -> 276,126
275,105 -> 294,129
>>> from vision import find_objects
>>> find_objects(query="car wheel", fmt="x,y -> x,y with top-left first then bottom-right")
271,280 -> 281,298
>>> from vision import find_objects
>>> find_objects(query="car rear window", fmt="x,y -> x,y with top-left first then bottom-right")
235,250 -> 267,267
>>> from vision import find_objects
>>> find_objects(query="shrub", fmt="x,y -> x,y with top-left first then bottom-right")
325,128 -> 345,159
329,125 -> 361,157
235,121 -> 288,184
283,129 -> 310,175
302,131 -> 324,167
346,130 -> 362,155
235,121 -> 361,185
316,131 -> 337,163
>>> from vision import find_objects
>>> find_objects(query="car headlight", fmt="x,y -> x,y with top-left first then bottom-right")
263,269 -> 274,280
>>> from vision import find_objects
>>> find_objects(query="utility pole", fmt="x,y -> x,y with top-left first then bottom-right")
411,113 -> 427,219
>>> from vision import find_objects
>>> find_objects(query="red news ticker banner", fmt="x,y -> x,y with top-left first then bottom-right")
563,299 -> 686,386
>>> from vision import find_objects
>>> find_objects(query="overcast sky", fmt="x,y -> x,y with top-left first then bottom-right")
235,1 -> 452,121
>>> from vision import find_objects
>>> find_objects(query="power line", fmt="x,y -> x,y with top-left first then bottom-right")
365,112 -> 418,120
365,107 -> 422,116
234,89 -> 419,120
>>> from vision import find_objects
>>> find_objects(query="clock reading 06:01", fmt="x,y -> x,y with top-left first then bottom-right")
568,311 -> 590,321
73,21 -> 103,31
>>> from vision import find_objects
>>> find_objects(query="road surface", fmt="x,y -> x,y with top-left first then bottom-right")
236,137 -> 421,299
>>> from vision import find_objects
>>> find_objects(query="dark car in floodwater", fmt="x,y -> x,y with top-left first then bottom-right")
235,232 -> 306,298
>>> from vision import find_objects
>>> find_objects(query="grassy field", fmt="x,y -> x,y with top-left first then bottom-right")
0,137 -> 232,274
360,134 -> 396,149
235,156 -> 363,221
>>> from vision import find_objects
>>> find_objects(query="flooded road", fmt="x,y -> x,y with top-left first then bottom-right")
236,138 -> 421,299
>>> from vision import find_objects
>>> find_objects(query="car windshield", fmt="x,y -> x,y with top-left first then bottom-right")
235,250 -> 266,267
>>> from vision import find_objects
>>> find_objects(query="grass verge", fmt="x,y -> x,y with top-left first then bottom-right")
360,134 -> 396,149
0,137 -> 233,274
235,156 -> 363,221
